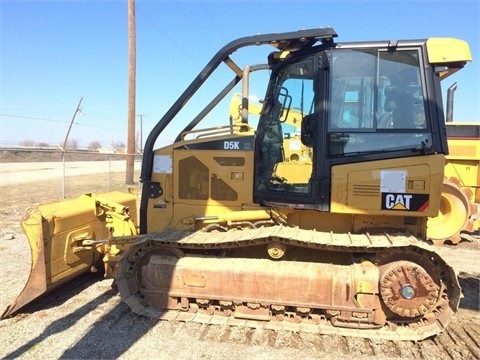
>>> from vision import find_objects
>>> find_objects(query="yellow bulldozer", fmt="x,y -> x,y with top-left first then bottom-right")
2,27 -> 477,341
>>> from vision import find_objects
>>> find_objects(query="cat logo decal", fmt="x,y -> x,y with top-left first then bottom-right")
381,193 -> 429,212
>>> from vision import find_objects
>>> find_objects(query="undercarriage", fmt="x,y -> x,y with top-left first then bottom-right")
114,226 -> 461,341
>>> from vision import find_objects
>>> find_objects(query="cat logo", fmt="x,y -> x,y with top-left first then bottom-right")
381,193 -> 429,212
385,194 -> 412,210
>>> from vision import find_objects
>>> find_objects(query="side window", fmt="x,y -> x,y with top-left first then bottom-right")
328,49 -> 430,157
377,51 -> 427,129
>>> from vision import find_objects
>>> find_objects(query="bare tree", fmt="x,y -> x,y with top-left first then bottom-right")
112,140 -> 126,153
88,140 -> 102,152
65,138 -> 79,150
20,139 -> 35,147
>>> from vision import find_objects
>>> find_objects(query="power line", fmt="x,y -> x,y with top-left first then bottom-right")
136,4 -> 230,90
0,113 -> 68,123
175,2 -> 216,52
136,5 -> 203,69
0,113 -> 124,131
200,1 -> 228,43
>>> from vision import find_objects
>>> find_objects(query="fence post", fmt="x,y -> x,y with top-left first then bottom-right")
55,144 -> 66,199
108,153 -> 112,192
62,150 -> 66,198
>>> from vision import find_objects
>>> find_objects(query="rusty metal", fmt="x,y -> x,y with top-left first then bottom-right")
114,225 -> 461,341
379,261 -> 439,318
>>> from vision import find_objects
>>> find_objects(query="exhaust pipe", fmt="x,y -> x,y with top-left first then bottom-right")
446,82 -> 457,122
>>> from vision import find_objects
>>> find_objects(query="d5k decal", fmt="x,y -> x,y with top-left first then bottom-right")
381,193 -> 429,212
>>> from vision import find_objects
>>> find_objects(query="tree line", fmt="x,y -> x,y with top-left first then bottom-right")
19,139 -> 126,151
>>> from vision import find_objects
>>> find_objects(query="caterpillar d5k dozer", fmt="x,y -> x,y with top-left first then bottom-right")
2,28 -> 473,341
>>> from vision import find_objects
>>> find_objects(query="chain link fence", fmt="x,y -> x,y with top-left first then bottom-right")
1,148 -> 142,200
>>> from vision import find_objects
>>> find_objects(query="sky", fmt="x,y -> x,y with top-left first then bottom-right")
1,0 -> 479,149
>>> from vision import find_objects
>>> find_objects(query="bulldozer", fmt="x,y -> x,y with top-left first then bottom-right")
2,27 -> 475,341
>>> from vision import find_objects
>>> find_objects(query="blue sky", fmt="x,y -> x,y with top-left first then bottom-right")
1,0 -> 479,149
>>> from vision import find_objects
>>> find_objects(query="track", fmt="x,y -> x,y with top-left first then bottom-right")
114,226 -> 463,341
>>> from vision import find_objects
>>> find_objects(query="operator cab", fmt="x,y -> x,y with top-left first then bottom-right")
253,39 -> 464,210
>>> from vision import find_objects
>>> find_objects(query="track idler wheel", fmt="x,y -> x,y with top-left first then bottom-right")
115,240 -> 185,317
379,261 -> 440,318
427,178 -> 471,245
376,247 -> 460,336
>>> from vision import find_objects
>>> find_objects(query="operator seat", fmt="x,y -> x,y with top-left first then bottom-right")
378,85 -> 415,129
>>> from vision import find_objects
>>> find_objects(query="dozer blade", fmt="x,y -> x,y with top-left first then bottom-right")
1,191 -> 138,319
2,208 -> 47,318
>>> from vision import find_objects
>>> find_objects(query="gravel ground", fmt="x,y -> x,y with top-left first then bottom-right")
0,156 -> 479,360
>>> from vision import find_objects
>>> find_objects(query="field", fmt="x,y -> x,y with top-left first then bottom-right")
0,152 -> 479,359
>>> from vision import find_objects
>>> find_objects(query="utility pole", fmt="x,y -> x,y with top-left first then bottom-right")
137,114 -> 145,153
62,97 -> 83,151
60,96 -> 83,198
126,0 -> 136,184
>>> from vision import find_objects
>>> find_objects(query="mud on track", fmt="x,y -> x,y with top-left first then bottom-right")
0,157 -> 479,359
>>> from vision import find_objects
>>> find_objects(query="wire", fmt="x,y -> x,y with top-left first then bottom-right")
136,5 -> 203,69
0,113 -> 68,123
175,2 -> 216,52
0,113 -> 123,131
200,1 -> 228,43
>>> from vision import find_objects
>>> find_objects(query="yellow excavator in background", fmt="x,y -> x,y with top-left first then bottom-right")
2,28 -> 476,341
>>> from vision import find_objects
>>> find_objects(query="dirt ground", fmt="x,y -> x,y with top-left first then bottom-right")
0,153 -> 479,359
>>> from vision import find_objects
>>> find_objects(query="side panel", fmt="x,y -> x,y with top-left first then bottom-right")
172,147 -> 255,230
144,133 -> 257,233
330,155 -> 445,217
